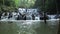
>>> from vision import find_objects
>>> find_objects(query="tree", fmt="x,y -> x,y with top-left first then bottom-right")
14,0 -> 36,8
57,0 -> 60,34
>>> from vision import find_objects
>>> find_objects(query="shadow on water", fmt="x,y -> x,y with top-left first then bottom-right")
0,20 -> 59,34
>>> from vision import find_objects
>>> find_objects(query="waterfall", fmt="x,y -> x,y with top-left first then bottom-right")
0,8 -> 41,20
26,9 -> 40,20
1,12 -> 9,21
18,8 -> 26,15
47,15 -> 56,19
0,8 -> 60,21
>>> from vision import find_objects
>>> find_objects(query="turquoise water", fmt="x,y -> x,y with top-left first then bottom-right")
0,20 -> 59,34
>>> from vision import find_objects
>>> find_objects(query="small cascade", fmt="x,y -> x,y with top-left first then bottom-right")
1,12 -> 9,21
0,8 -> 40,21
0,8 -> 52,20
26,9 -> 40,20
47,15 -> 56,19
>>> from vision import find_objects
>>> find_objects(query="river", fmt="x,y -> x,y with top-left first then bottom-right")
0,20 -> 59,34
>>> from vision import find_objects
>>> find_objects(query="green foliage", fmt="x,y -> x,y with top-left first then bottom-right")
0,0 -> 57,13
14,0 -> 36,8
0,0 -> 15,7
34,0 -> 56,12
45,0 -> 56,11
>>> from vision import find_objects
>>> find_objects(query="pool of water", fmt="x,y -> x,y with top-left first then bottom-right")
0,20 -> 59,34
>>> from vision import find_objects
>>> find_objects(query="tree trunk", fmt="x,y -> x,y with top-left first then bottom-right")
57,16 -> 60,34
57,0 -> 60,34
42,0 -> 47,24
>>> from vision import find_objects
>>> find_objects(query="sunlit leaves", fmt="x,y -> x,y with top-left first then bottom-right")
14,0 -> 36,8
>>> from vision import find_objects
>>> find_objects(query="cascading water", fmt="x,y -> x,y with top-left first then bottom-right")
47,15 -> 56,19
9,12 -> 18,20
26,9 -> 40,20
0,8 -> 56,20
1,12 -> 9,21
